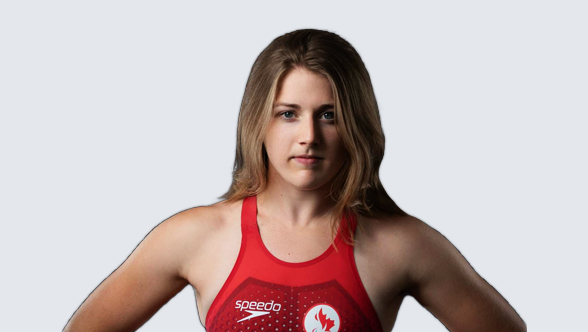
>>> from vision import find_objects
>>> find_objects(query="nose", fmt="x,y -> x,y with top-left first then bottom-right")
298,114 -> 320,146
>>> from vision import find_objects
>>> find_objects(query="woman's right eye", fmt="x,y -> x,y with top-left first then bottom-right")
280,111 -> 295,119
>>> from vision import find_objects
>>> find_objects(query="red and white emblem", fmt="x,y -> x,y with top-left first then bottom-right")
303,303 -> 340,332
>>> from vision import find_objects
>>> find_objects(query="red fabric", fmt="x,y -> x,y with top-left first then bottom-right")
205,195 -> 383,332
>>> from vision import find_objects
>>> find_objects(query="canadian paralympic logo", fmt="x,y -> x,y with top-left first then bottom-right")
303,303 -> 340,332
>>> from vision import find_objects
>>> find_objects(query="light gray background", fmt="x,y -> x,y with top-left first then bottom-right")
1,1 -> 586,331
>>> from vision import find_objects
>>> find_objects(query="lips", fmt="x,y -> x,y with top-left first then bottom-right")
293,155 -> 323,159
293,156 -> 322,165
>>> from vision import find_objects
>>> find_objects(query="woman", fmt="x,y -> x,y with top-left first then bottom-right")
64,29 -> 526,332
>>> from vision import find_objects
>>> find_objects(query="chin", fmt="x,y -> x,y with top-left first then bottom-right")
271,167 -> 333,191
289,176 -> 330,191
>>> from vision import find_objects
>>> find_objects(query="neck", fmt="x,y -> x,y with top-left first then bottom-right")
257,179 -> 337,229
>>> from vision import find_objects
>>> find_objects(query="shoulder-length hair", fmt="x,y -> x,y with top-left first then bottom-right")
220,29 -> 408,245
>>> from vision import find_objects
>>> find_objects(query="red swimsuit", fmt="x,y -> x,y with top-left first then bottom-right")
205,195 -> 383,332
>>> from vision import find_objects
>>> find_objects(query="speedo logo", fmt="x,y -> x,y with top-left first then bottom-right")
235,300 -> 282,322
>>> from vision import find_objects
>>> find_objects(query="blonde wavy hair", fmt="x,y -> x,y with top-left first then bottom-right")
219,29 -> 408,245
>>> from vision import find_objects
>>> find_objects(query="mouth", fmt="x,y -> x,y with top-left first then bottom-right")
293,154 -> 323,159
292,156 -> 323,165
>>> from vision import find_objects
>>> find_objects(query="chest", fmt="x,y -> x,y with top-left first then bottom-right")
187,221 -> 410,331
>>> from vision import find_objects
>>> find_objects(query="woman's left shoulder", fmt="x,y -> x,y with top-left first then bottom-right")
355,213 -> 452,287
356,213 -> 437,254
352,214 -> 436,313
359,214 -> 526,331
362,213 -> 466,269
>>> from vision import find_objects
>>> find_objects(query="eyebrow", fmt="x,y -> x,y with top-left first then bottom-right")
273,102 -> 334,111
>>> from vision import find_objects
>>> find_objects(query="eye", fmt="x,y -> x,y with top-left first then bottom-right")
280,111 -> 295,119
321,111 -> 335,120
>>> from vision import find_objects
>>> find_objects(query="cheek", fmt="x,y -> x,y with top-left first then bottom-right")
264,133 -> 288,161
264,126 -> 278,154
325,131 -> 344,153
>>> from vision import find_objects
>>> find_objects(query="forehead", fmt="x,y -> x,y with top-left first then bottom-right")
274,68 -> 333,105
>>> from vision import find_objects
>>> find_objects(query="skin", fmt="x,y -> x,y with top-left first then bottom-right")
63,68 -> 526,332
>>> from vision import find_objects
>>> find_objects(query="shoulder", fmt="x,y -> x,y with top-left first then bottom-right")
356,213 -> 432,255
359,212 -> 479,295
152,199 -> 243,279
356,213 -> 454,290
358,214 -> 527,331
159,199 -> 240,237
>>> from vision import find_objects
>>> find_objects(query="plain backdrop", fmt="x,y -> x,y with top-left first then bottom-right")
1,1 -> 586,331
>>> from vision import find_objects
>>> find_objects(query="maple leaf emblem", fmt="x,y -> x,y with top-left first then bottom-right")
315,308 -> 335,331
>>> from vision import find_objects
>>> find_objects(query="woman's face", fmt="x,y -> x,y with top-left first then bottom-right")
263,67 -> 346,191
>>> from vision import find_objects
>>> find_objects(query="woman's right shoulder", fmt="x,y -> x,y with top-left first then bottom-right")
157,199 -> 244,286
155,198 -> 243,271
62,199 -> 244,331
160,198 -> 243,241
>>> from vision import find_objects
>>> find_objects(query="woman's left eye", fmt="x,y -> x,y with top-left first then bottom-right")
322,112 -> 335,120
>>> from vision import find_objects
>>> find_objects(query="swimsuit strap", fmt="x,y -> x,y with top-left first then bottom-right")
241,195 -> 257,234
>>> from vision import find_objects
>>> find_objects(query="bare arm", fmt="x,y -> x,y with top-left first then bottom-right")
405,217 -> 526,332
63,211 -> 195,332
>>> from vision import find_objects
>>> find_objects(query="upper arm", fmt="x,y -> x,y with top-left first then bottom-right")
404,217 -> 526,332
63,210 -> 198,332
